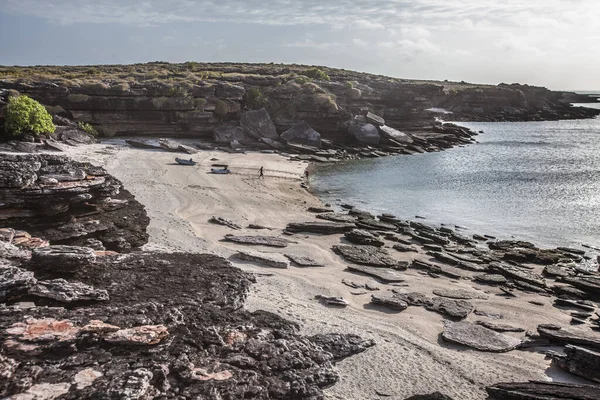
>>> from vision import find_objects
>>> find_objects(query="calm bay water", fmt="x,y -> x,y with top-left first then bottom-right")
312,103 -> 600,250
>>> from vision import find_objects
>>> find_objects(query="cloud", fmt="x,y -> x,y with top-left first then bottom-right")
352,38 -> 369,48
281,39 -> 341,50
353,19 -> 385,30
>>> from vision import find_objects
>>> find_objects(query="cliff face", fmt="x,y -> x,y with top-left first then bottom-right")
0,63 -> 598,141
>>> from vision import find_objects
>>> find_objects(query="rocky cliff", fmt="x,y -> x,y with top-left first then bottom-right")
1,63 -> 598,142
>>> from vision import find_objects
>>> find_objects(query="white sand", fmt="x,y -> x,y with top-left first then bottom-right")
65,142 -> 583,400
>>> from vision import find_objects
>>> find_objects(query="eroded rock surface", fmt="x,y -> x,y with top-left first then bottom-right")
442,321 -> 522,352
332,245 -> 404,269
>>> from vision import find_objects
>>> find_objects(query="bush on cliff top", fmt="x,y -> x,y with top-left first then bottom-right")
4,95 -> 55,136
244,88 -> 268,110
300,68 -> 330,81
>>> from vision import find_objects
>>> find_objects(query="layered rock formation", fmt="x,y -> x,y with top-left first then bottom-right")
0,153 -> 149,251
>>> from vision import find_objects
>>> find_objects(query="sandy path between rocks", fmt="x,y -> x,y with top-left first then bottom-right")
65,142 -> 587,400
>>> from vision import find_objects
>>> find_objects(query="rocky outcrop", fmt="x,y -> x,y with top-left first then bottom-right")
553,345 -> 600,383
332,244 -> 405,269
234,250 -> 290,268
0,154 -> 149,251
286,221 -> 356,234
347,120 -> 380,145
0,249 -> 373,399
344,229 -> 385,247
241,108 -> 279,141
223,234 -> 289,248
485,381 -> 600,400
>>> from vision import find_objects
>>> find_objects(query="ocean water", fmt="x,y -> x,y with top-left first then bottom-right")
312,103 -> 600,250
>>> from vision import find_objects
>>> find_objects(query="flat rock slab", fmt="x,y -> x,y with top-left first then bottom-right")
31,246 -> 96,272
432,289 -> 488,300
224,234 -> 289,248
474,274 -> 508,285
333,245 -> 404,269
29,279 -> 109,303
285,254 -> 324,267
442,321 -> 522,352
0,266 -> 37,302
486,381 -> 600,400
234,250 -> 290,269
537,325 -> 600,349
427,297 -> 474,319
344,229 -> 384,247
346,265 -> 405,283
475,320 -> 525,332
287,222 -> 356,234
555,345 -> 600,383
315,213 -> 357,223
371,294 -> 408,311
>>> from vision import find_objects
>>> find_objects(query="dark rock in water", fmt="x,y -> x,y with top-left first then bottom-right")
346,265 -> 405,283
393,243 -> 418,252
371,294 -> 408,311
315,295 -> 349,307
0,250 -> 371,399
432,289 -> 488,300
31,245 -> 96,273
209,216 -> 242,230
28,278 -> 109,303
340,204 -> 354,210
0,154 -> 149,251
486,381 -> 600,400
472,234 -> 487,241
241,108 -> 279,140
332,245 -> 404,269
285,254 -> 324,267
537,325 -> 600,349
404,393 -> 455,400
287,221 -> 356,234
553,344 -> 600,383
426,297 -> 474,319
347,120 -> 380,145
280,121 -> 322,148
474,274 -> 508,285
0,266 -> 37,302
308,333 -> 375,361
344,229 -> 385,247
442,321 -> 521,352
475,320 -> 525,332
223,234 -> 289,248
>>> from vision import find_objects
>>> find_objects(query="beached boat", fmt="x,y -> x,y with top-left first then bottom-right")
175,158 -> 197,166
211,167 -> 231,174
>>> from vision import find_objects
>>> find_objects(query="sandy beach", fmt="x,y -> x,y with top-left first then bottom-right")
64,142 -> 590,400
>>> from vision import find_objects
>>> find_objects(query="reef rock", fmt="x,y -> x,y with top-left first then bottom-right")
332,245 -> 404,269
442,321 -> 522,352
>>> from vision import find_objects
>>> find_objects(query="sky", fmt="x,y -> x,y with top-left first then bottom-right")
1,0 -> 599,90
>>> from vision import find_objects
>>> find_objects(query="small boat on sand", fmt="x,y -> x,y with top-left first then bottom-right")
211,166 -> 231,174
175,158 -> 197,166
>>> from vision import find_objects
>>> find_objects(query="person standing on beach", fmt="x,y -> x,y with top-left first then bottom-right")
304,170 -> 310,184
259,166 -> 264,179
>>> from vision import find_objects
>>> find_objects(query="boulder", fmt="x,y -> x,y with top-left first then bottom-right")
31,246 -> 96,273
223,234 -> 289,248
426,297 -> 474,319
347,120 -> 380,145
315,295 -> 349,307
213,125 -> 252,146
442,321 -> 522,352
553,344 -> 600,383
280,121 -> 322,148
29,279 -> 109,303
371,294 -> 408,311
58,129 -> 97,145
332,245 -> 404,269
365,112 -> 385,126
378,125 -> 414,144
234,250 -> 290,269
0,266 -> 37,302
240,108 -> 279,140
344,229 -> 385,247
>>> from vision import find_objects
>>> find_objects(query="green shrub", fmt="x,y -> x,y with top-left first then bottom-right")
194,98 -> 208,110
300,68 -> 330,81
244,88 -> 267,110
77,121 -> 98,136
294,75 -> 311,85
4,95 -> 55,136
344,81 -> 354,89
215,100 -> 228,117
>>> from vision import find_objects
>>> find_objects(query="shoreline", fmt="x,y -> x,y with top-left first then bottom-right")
62,142 -> 600,399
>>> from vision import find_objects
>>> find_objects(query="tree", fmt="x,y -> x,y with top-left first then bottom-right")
4,95 -> 55,136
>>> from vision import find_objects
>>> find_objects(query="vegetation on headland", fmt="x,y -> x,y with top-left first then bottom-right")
3,95 -> 55,136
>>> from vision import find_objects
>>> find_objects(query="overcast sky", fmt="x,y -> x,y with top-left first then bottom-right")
1,0 -> 598,90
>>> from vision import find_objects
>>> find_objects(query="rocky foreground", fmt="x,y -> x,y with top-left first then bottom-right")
0,154 -> 376,399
